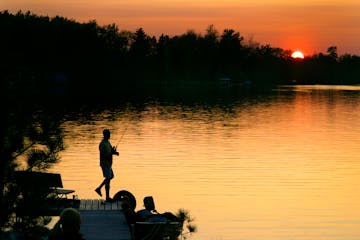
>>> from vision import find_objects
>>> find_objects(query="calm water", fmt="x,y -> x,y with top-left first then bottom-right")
52,85 -> 360,240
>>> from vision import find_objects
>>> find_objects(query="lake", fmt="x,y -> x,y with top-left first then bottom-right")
52,85 -> 360,240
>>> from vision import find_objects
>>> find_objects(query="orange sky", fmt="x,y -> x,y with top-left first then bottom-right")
1,0 -> 360,55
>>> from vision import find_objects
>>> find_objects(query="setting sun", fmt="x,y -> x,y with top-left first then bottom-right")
291,51 -> 304,59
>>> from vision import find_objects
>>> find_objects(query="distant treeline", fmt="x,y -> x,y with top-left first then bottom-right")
1,10 -> 360,101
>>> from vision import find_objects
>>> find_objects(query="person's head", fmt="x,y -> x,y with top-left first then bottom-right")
59,208 -> 81,234
103,129 -> 111,139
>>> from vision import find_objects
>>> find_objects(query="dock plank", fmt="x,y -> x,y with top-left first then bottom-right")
79,199 -> 122,211
80,210 -> 131,240
79,200 -> 130,240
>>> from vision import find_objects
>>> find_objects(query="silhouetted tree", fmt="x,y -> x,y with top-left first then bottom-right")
219,29 -> 244,62
327,46 -> 338,60
338,54 -> 360,84
0,102 -> 64,234
156,34 -> 171,78
204,24 -> 219,43
130,28 -> 155,59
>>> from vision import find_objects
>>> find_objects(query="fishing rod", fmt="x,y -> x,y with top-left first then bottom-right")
115,126 -> 128,148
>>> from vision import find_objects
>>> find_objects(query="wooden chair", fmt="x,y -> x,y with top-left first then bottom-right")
14,171 -> 79,216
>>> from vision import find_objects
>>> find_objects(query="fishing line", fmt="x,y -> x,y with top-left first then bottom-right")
115,126 -> 128,148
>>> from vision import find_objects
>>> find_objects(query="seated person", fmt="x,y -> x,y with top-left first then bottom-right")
49,208 -> 85,240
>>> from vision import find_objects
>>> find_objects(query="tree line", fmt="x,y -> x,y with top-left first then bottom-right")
1,10 -> 360,101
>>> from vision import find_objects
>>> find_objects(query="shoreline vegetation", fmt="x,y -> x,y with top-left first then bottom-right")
1,10 -> 360,103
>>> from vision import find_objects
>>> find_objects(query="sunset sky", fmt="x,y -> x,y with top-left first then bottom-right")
1,0 -> 359,55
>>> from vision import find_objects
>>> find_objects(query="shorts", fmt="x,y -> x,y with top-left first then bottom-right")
101,166 -> 114,179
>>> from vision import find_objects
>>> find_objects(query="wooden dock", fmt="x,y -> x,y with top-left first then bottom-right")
79,199 -> 132,240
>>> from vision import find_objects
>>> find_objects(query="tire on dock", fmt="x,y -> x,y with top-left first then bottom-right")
113,190 -> 137,211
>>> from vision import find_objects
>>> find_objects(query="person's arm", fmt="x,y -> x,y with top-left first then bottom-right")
112,146 -> 119,156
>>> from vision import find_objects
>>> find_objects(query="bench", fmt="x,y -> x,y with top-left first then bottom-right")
14,171 -> 80,216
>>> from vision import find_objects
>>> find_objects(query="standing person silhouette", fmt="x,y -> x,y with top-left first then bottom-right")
95,129 -> 119,202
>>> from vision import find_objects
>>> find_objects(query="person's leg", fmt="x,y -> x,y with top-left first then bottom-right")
105,178 -> 112,201
96,167 -> 114,200
95,166 -> 108,197
105,169 -> 114,201
95,179 -> 106,196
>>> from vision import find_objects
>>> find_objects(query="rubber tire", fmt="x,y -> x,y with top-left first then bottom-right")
113,190 -> 136,210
